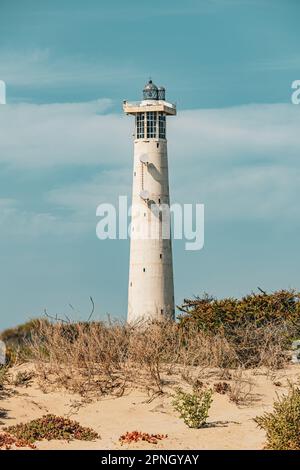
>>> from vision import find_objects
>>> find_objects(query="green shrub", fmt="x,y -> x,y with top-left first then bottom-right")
177,289 -> 300,368
178,289 -> 300,333
0,319 -> 47,366
172,387 -> 213,428
254,384 -> 300,450
0,320 -> 43,345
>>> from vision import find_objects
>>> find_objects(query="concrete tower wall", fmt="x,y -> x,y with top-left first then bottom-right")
128,139 -> 175,323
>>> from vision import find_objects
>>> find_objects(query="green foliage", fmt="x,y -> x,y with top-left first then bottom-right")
254,384 -> 300,450
0,319 -> 46,366
172,387 -> 213,428
0,320 -> 42,345
177,290 -> 300,368
4,414 -> 99,443
178,289 -> 300,333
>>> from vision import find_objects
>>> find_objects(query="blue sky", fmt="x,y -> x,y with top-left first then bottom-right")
0,0 -> 300,329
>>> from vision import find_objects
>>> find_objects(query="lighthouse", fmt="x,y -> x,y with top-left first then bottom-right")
123,80 -> 176,323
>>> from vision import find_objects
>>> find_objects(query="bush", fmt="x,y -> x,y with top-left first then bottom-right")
0,319 -> 46,365
254,384 -> 300,450
178,289 -> 300,368
172,388 -> 213,428
178,289 -> 300,333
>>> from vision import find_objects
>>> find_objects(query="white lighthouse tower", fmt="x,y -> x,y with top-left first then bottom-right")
123,80 -> 176,324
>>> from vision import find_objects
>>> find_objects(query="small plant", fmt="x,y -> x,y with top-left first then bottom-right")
13,370 -> 35,387
4,414 -> 99,444
172,387 -> 213,428
254,384 -> 300,450
214,381 -> 231,394
119,431 -> 167,445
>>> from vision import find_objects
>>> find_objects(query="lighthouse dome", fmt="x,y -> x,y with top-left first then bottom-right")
143,79 -> 158,100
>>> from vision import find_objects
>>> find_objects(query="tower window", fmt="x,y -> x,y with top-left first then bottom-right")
146,111 -> 157,138
136,113 -> 145,139
159,113 -> 166,139
143,268 -> 146,272
160,254 -> 162,259
156,143 -> 159,148
161,309 -> 163,314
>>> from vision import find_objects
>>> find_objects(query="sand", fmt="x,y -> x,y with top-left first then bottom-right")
1,363 -> 299,450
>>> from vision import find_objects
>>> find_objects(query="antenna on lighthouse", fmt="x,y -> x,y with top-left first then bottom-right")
139,190 -> 150,201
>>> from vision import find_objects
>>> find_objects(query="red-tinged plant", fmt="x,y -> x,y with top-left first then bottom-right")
4,414 -> 99,443
0,432 -> 36,450
119,431 -> 168,445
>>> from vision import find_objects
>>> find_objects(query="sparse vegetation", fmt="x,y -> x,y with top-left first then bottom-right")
254,384 -> 300,450
0,289 -> 298,400
172,388 -> 213,428
0,289 -> 300,450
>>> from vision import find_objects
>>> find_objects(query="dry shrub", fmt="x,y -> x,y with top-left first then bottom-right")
30,320 -> 132,396
13,371 -> 35,387
27,314 -> 293,398
229,369 -> 254,405
224,321 -> 290,369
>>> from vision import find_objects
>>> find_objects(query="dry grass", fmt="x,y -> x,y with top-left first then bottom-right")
228,369 -> 255,405
25,317 -> 294,398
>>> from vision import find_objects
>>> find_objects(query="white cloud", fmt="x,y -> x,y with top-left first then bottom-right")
0,98 -> 130,168
0,48 -> 139,88
0,198 -> 58,237
1,100 -> 300,238
47,169 -> 131,215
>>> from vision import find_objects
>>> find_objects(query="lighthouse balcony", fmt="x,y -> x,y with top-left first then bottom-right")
123,100 -> 176,116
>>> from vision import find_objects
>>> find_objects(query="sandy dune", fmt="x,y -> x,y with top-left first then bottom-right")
1,364 -> 299,450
